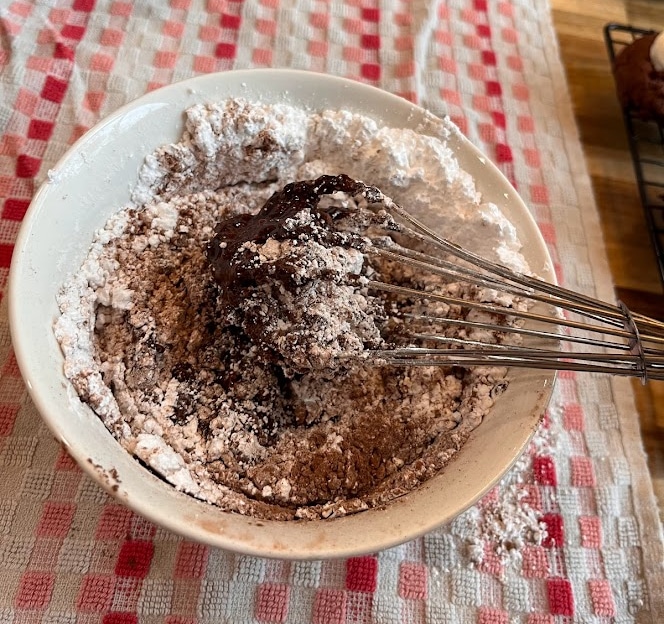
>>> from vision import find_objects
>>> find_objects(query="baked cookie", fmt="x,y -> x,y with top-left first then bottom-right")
614,32 -> 664,123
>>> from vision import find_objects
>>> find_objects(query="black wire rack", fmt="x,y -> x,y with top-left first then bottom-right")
604,23 -> 664,286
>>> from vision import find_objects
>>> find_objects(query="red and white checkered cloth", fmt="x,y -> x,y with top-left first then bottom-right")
1,0 -> 663,622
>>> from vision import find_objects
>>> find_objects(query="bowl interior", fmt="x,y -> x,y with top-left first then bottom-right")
9,69 -> 555,559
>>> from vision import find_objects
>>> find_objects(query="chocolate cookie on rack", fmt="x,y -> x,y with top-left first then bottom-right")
613,32 -> 664,123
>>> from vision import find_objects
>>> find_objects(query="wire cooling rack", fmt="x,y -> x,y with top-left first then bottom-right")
605,23 -> 664,285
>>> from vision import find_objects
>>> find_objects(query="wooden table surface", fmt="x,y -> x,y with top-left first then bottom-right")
551,0 -> 664,521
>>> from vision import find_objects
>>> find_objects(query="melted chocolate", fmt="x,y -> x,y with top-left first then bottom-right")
207,174 -> 364,289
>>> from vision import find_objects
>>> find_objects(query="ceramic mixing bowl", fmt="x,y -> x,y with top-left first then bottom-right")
8,69 -> 555,559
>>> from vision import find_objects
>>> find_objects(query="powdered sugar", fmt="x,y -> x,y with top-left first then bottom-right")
55,99 -> 533,520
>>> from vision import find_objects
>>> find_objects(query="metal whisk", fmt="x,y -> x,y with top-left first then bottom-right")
355,182 -> 664,383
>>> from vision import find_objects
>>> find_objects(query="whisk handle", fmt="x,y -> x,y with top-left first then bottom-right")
619,301 -> 648,384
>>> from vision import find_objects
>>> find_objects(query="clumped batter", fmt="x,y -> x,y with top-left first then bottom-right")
207,174 -> 387,375
55,99 -> 527,520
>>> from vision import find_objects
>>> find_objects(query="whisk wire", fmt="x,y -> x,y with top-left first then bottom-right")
359,187 -> 664,383
402,313 -> 633,351
380,196 -> 626,318
368,279 -> 636,341
371,246 -> 624,328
